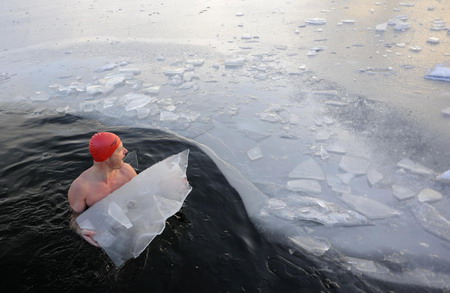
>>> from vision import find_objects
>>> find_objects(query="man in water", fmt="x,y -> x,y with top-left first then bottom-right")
68,132 -> 137,247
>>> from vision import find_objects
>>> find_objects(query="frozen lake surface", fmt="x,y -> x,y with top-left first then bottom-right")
1,0 -> 449,291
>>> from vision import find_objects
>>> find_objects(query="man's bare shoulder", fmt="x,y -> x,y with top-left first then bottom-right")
68,168 -> 94,199
121,163 -> 138,179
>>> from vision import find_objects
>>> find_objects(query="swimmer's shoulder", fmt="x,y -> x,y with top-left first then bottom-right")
122,162 -> 138,179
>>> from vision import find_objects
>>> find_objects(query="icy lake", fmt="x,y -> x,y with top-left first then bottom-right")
1,0 -> 449,291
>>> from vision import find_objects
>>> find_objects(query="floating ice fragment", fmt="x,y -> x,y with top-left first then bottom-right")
104,74 -> 126,87
186,59 -> 205,66
367,169 -> 383,186
346,257 -> 378,273
323,116 -> 334,125
339,156 -> 370,175
399,2 -> 415,7
427,37 -> 440,44
30,92 -> 51,101
320,146 -> 330,160
241,34 -> 252,40
409,201 -> 450,242
119,68 -> 141,75
224,58 -> 245,68
289,236 -> 330,256
160,111 -> 180,122
424,64 -> 450,82
96,63 -> 118,72
286,179 -> 321,194
142,85 -> 160,95
289,158 -> 325,181
325,101 -> 348,107
313,90 -> 338,97
417,188 -> 442,203
247,146 -> 263,161
259,112 -> 280,123
327,175 -> 351,194
305,18 -> 326,25
436,170 -> 450,183
86,84 -> 104,95
341,193 -> 400,220
179,82 -> 195,90
397,158 -> 434,176
326,143 -> 347,155
392,184 -> 415,200
338,173 -> 354,185
342,19 -> 356,24
315,130 -> 331,142
123,93 -> 152,111
236,12 -> 244,16
376,23 -> 388,32
163,68 -> 185,77
409,46 -> 422,52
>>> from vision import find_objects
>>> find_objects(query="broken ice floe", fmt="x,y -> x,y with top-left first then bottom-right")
375,23 -> 388,32
392,184 -> 416,201
247,146 -> 263,161
397,158 -> 434,176
427,37 -> 440,44
287,179 -> 321,194
325,143 -> 347,155
288,158 -> 325,181
224,58 -> 245,68
367,169 -> 383,186
327,175 -> 351,194
123,93 -> 153,111
289,236 -> 330,256
341,193 -> 400,220
409,201 -> 450,242
305,18 -> 326,25
263,196 -> 370,227
417,188 -> 442,203
339,155 -> 370,175
436,170 -> 450,183
163,68 -> 185,77
96,63 -> 118,72
424,64 -> 450,82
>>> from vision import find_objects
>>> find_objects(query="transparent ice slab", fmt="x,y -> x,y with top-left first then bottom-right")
77,150 -> 192,267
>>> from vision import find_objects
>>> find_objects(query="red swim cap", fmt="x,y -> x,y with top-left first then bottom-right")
89,132 -> 121,162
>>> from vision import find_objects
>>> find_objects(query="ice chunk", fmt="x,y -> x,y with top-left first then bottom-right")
163,68 -> 185,77
247,146 -> 263,161
367,169 -> 383,186
417,188 -> 442,203
108,202 -> 133,229
424,64 -> 450,82
427,37 -> 440,44
119,68 -> 141,75
326,143 -> 347,155
123,93 -> 152,111
236,12 -> 244,16
375,23 -> 388,32
104,74 -> 126,87
160,111 -> 180,121
346,257 -> 378,273
441,108 -> 450,116
289,236 -> 330,256
305,18 -> 326,25
286,179 -> 321,194
436,170 -> 450,183
77,150 -> 192,267
179,82 -> 195,90
142,85 -> 160,95
315,130 -> 331,142
186,59 -> 205,66
339,156 -> 370,175
96,63 -> 118,72
327,175 -> 351,194
288,158 -> 325,181
264,196 -> 370,226
86,84 -> 104,95
341,193 -> 400,220
397,158 -> 434,176
409,201 -> 450,242
224,58 -> 245,68
392,184 -> 415,201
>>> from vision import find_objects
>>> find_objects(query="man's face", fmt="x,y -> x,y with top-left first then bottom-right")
108,142 -> 128,168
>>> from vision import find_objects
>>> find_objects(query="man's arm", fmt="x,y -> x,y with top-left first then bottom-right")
68,180 -> 100,247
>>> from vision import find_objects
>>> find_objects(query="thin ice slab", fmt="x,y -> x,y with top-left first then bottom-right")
289,158 -> 325,181
397,158 -> 434,176
341,193 -> 400,220
77,150 -> 192,267
289,236 -> 330,256
392,184 -> 416,201
424,64 -> 450,82
287,179 -> 321,194
339,156 -> 370,175
409,201 -> 450,242
417,188 -> 442,203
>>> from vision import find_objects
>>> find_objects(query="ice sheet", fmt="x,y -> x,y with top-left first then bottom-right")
77,150 -> 192,267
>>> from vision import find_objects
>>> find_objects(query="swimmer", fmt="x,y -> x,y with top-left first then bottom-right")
68,132 -> 137,247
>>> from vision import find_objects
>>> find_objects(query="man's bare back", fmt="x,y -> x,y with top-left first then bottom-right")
67,132 -> 137,246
